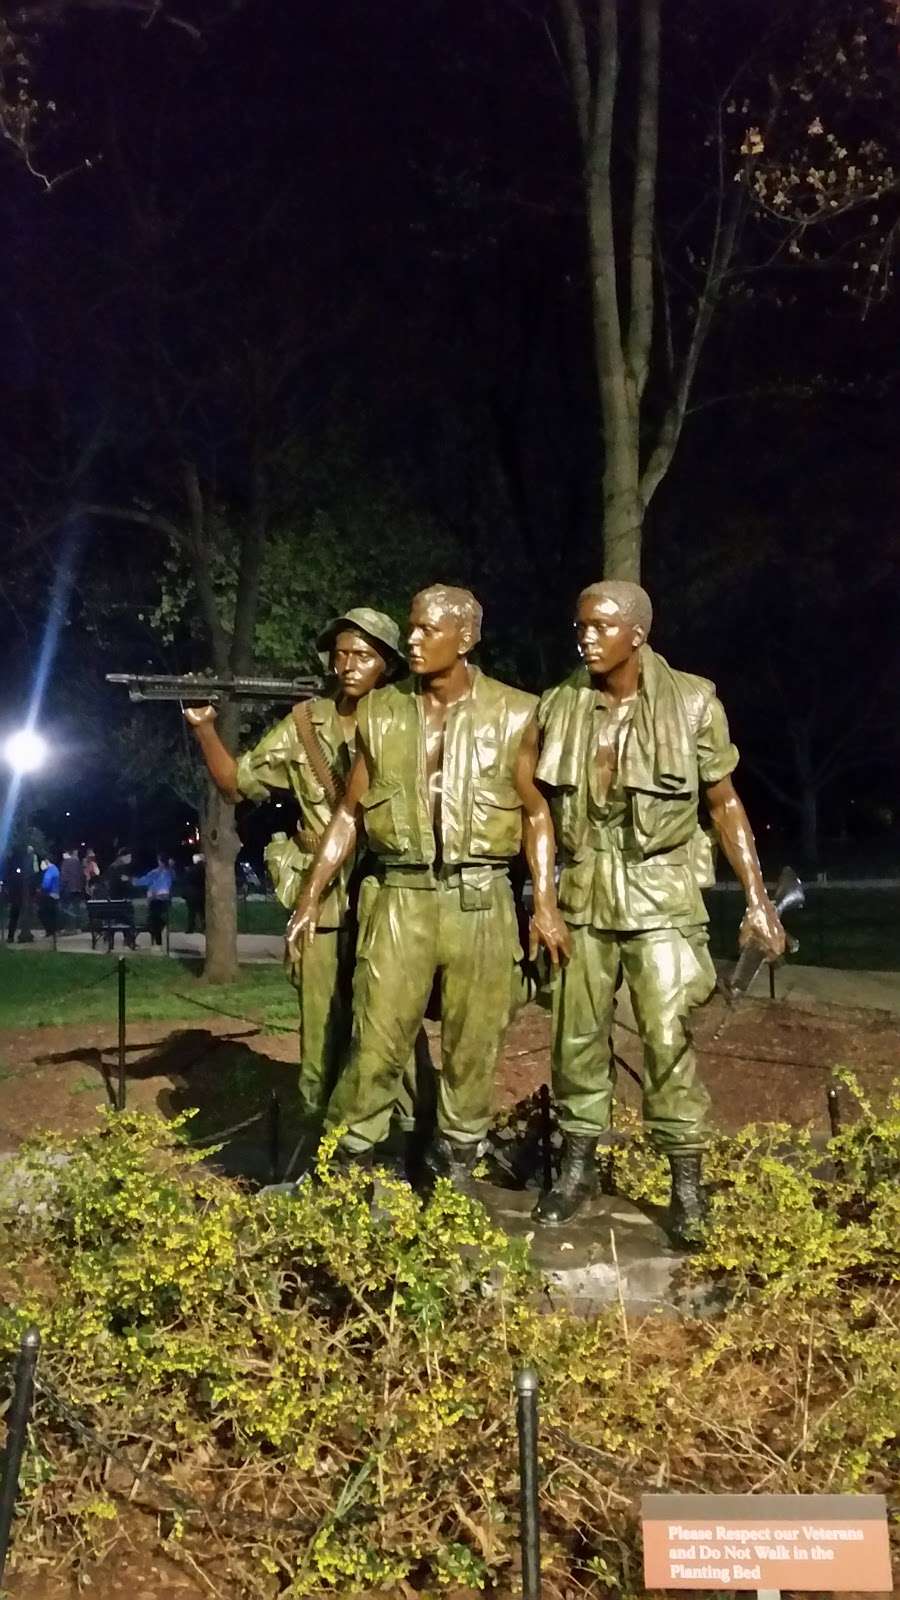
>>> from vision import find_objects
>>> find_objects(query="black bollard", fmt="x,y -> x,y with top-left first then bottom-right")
117,957 -> 127,1111
516,1367 -> 541,1600
538,1084 -> 553,1193
268,1090 -> 281,1184
768,961 -> 776,1001
827,1084 -> 842,1138
0,1326 -> 41,1586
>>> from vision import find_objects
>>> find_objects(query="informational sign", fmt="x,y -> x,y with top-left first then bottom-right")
642,1493 -> 892,1591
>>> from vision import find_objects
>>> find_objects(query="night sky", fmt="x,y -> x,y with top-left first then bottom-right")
1,0 -> 898,868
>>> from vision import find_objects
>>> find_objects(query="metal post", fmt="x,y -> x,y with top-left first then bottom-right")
0,1326 -> 41,1586
515,1368 -> 541,1600
538,1084 -> 553,1194
768,961 -> 776,1000
117,957 -> 127,1111
268,1090 -> 281,1184
827,1084 -> 842,1137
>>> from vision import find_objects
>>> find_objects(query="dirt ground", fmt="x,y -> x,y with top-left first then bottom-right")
1,992 -> 898,1162
2,993 -> 898,1600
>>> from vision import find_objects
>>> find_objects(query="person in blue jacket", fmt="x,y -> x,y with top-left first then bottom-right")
133,853 -> 174,947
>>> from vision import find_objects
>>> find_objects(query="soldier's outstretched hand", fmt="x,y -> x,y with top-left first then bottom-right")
184,704 -> 217,725
529,907 -> 572,969
739,896 -> 787,961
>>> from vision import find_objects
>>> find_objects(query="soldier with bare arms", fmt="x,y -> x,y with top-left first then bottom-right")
287,584 -> 570,1185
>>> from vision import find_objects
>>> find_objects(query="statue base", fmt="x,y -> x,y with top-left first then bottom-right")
471,1179 -> 715,1317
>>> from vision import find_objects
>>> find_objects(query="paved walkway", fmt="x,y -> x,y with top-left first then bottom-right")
12,929 -> 286,963
13,929 -> 900,1012
757,960 -> 900,1015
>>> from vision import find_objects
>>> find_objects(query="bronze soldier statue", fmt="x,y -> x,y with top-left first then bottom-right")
535,580 -> 785,1246
287,584 -> 570,1186
186,608 -> 409,1125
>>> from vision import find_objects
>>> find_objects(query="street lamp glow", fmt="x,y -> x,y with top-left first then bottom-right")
3,729 -> 48,775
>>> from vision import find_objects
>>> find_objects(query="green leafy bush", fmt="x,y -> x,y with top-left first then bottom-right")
0,1092 -> 897,1597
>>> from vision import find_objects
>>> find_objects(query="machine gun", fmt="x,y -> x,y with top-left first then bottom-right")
106,672 -> 323,705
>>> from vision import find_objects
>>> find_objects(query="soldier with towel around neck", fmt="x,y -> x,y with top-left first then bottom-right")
534,580 -> 786,1247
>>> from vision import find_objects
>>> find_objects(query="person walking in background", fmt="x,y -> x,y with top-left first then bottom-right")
38,856 -> 61,938
60,850 -> 85,926
83,848 -> 100,897
2,852 -> 25,943
183,852 -> 206,934
133,852 -> 174,947
102,848 -> 133,899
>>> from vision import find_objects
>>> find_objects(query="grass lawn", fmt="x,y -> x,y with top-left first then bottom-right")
0,945 -> 296,1032
705,885 -> 900,972
168,895 -> 288,936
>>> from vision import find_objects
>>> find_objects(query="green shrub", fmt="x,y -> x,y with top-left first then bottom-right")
0,1092 -> 897,1597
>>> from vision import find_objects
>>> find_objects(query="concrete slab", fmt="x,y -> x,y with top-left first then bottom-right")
472,1179 -> 710,1317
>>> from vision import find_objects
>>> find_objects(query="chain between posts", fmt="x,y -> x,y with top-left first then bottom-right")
4,1367 -> 897,1584
32,1378 -> 318,1536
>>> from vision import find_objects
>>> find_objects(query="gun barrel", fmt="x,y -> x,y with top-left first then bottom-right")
106,673 -> 322,704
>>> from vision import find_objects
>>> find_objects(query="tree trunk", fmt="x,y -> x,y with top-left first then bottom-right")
199,699 -> 242,984
600,428 -> 643,580
201,778 -> 241,984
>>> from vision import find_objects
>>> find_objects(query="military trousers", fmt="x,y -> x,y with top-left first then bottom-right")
324,871 -> 521,1153
551,923 -> 714,1152
290,925 -> 355,1117
290,917 -> 431,1130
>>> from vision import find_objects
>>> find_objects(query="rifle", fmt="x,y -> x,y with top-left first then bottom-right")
107,672 -> 323,705
703,866 -> 805,1044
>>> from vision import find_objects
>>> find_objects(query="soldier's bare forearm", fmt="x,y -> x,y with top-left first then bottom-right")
187,715 -> 240,802
706,776 -> 786,957
523,809 -> 557,914
286,803 -> 360,955
297,806 -> 358,911
706,779 -> 767,904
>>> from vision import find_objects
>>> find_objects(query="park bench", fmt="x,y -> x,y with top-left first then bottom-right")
87,898 -> 137,952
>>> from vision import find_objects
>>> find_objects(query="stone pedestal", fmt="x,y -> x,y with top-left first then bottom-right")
472,1179 -> 712,1317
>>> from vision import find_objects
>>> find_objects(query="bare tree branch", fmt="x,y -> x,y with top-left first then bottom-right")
626,0 -> 661,402
557,0 -> 591,149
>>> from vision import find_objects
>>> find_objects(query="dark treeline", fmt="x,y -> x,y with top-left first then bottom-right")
1,0 -> 898,879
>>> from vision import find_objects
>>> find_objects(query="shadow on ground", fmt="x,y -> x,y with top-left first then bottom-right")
32,1028 -> 306,1183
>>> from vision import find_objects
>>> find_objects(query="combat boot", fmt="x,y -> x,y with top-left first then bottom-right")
327,1144 -> 375,1183
532,1134 -> 598,1225
666,1152 -> 707,1251
422,1135 -> 481,1196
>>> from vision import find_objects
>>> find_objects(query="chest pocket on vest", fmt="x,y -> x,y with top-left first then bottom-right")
468,781 -> 522,859
360,780 -> 406,854
631,791 -> 698,854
